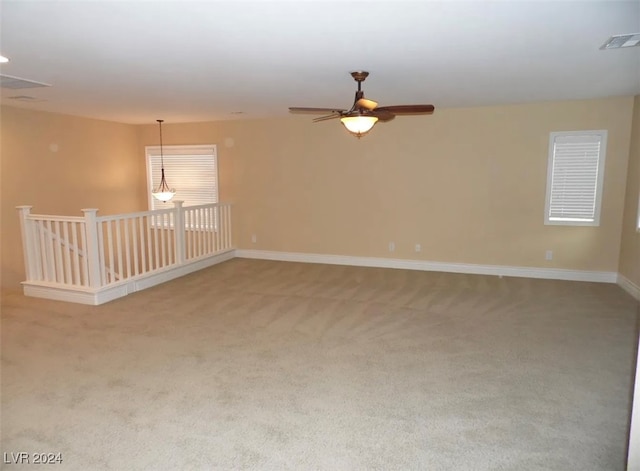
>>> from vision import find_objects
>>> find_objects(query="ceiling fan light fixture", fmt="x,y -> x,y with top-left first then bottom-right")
289,71 -> 434,136
340,115 -> 378,138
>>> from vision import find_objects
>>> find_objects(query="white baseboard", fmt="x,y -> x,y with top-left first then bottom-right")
23,249 -> 629,305
618,274 -> 640,301
235,249 -> 618,283
22,249 -> 235,305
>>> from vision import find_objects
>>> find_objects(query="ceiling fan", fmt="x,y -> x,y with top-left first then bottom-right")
289,71 -> 435,138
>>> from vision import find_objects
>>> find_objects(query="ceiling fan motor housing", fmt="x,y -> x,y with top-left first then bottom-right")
350,71 -> 369,82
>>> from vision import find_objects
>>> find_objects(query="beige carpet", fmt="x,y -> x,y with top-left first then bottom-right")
1,259 -> 638,470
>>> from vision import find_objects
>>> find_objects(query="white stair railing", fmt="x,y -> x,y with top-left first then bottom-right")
17,201 -> 234,294
17,206 -> 91,287
28,217 -> 122,285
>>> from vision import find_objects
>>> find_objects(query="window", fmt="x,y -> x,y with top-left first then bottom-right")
544,130 -> 607,226
146,145 -> 218,210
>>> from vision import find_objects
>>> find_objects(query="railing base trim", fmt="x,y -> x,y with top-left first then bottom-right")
22,249 -> 235,305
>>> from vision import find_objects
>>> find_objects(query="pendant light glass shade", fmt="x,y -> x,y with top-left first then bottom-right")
340,115 -> 378,138
151,119 -> 175,202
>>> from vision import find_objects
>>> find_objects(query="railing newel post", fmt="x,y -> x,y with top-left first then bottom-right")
82,209 -> 101,289
173,200 -> 185,264
16,205 -> 35,281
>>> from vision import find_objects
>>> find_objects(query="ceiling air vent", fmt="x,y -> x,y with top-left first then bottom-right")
0,74 -> 51,89
600,33 -> 640,50
8,95 -> 46,102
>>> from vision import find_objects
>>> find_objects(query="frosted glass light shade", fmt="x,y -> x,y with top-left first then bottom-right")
152,190 -> 175,202
340,115 -> 378,137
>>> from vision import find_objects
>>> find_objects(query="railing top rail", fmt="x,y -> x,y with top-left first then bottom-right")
22,202 -> 233,224
27,215 -> 86,223
182,202 -> 232,210
96,202 -> 232,222
96,208 -> 174,222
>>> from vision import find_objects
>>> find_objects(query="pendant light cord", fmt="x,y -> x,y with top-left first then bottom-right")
157,119 -> 165,173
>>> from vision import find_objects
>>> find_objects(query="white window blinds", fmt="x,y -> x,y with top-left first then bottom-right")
146,145 -> 218,210
544,131 -> 607,226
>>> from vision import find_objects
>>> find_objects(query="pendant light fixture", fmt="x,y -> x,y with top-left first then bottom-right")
151,119 -> 175,202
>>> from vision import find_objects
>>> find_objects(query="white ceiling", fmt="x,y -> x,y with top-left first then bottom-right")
1,0 -> 639,125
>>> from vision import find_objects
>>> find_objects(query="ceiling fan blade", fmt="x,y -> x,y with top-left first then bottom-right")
371,109 -> 395,122
375,104 -> 435,114
289,107 -> 345,114
355,98 -> 378,110
312,113 -> 342,122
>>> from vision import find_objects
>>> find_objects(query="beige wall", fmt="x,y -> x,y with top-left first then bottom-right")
135,121 -> 239,205
1,106 -> 144,289
228,96 -> 633,272
618,96 -> 640,287
1,96 -> 635,290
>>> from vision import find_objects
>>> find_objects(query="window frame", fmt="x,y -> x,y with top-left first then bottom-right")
544,130 -> 608,227
145,144 -> 219,211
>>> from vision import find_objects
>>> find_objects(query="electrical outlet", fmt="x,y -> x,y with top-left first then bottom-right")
545,250 -> 553,261
415,243 -> 421,252
251,234 -> 257,244
388,241 -> 395,252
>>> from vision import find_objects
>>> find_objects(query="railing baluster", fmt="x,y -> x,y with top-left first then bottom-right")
106,221 -> 115,283
171,213 -> 175,263
62,221 -> 72,284
115,219 -> 123,280
71,222 -> 81,285
185,210 -> 191,260
226,205 -> 232,250
124,218 -> 131,279
79,221 -> 89,287
186,209 -> 191,259
159,214 -> 166,267
97,220 -> 107,285
220,205 -> 225,251
145,215 -> 151,271
183,210 -> 188,260
219,205 -> 225,250
193,209 -> 198,257
214,205 -> 222,252
45,220 -> 56,282
153,214 -> 160,270
37,222 -> 47,281
196,208 -> 205,257
168,214 -> 173,264
221,205 -> 226,250
220,206 -> 225,250
203,207 -> 208,254
53,221 -> 64,282
208,207 -> 212,254
140,216 -> 147,273
132,217 -> 139,276
191,210 -> 196,258
193,209 -> 198,258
